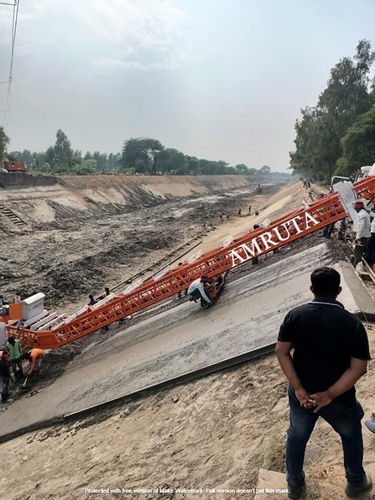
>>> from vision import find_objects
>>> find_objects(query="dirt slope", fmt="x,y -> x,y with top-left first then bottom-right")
2,332 -> 375,500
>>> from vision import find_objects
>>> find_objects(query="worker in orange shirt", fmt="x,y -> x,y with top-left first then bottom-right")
24,348 -> 44,376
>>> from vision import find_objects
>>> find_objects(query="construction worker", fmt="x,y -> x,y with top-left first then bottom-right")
6,335 -> 23,379
24,348 -> 44,376
0,353 -> 11,403
177,263 -> 188,299
365,207 -> 375,268
188,275 -> 212,307
88,294 -> 96,306
353,201 -> 371,266
276,267 -> 372,499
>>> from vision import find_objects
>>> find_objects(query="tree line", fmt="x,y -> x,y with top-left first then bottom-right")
290,39 -> 375,183
0,128 -> 290,178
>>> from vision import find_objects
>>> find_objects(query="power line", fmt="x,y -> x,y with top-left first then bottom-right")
2,0 -> 20,127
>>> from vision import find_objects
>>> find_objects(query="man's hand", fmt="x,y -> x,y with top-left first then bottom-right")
309,391 -> 333,413
295,388 -> 315,408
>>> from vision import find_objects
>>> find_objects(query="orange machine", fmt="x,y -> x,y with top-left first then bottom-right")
7,175 -> 375,349
3,161 -> 26,172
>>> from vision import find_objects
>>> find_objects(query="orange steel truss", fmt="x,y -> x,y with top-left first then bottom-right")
8,176 -> 375,349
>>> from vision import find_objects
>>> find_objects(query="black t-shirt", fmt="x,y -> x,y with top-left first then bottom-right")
278,299 -> 371,402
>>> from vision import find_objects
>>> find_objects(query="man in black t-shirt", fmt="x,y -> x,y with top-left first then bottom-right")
276,267 -> 372,499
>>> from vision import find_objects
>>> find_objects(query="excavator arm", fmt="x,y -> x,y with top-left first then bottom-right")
8,176 -> 375,349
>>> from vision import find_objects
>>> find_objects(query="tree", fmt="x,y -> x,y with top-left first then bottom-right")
0,127 -> 9,165
120,138 -> 164,174
290,40 -> 375,182
73,159 -> 97,174
157,148 -> 187,174
46,129 -> 74,171
258,165 -> 271,175
336,106 -> 375,176
235,164 -> 249,174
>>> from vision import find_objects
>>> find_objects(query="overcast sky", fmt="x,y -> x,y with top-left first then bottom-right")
0,0 -> 374,171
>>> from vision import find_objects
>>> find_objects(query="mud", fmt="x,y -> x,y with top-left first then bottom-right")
1,176 -> 270,310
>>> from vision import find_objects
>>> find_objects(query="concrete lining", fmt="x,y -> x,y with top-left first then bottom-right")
1,242 -> 374,441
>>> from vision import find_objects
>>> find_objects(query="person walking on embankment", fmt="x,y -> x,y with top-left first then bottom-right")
275,267 -> 372,499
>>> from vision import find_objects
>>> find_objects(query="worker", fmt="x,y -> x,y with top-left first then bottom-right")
6,335 -> 23,379
177,263 -> 188,299
338,218 -> 347,241
276,267 -> 372,499
88,294 -> 96,306
323,222 -> 335,239
23,348 -> 44,376
188,275 -> 212,307
0,354 -> 11,403
238,208 -> 242,216
353,201 -> 371,266
365,207 -> 375,269
248,205 -> 252,215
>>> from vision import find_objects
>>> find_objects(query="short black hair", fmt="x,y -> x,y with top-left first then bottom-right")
311,267 -> 340,296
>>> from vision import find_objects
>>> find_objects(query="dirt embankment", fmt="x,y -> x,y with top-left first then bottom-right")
0,174 -> 256,229
0,175 -> 276,309
2,332 -> 375,500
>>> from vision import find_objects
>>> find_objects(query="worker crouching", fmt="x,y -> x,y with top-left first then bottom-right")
188,275 -> 212,308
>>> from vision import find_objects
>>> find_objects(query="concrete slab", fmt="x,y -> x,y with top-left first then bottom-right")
1,242 -> 374,439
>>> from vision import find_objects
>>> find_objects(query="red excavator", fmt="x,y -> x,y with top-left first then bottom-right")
2,161 -> 26,173
3,174 -> 375,349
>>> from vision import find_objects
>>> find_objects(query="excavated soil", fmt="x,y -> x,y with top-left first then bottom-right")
0,175 -> 268,310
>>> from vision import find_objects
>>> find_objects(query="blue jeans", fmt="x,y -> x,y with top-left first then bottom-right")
287,386 -> 365,487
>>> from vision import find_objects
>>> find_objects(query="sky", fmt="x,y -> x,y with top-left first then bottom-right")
0,0 -> 374,172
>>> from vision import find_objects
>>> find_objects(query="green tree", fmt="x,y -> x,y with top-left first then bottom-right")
157,148 -> 187,174
258,165 -> 271,175
0,127 -> 9,165
73,159 -> 97,174
46,129 -> 74,171
120,138 -> 164,174
235,163 -> 249,174
336,106 -> 375,176
290,40 -> 375,182
185,155 -> 200,175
